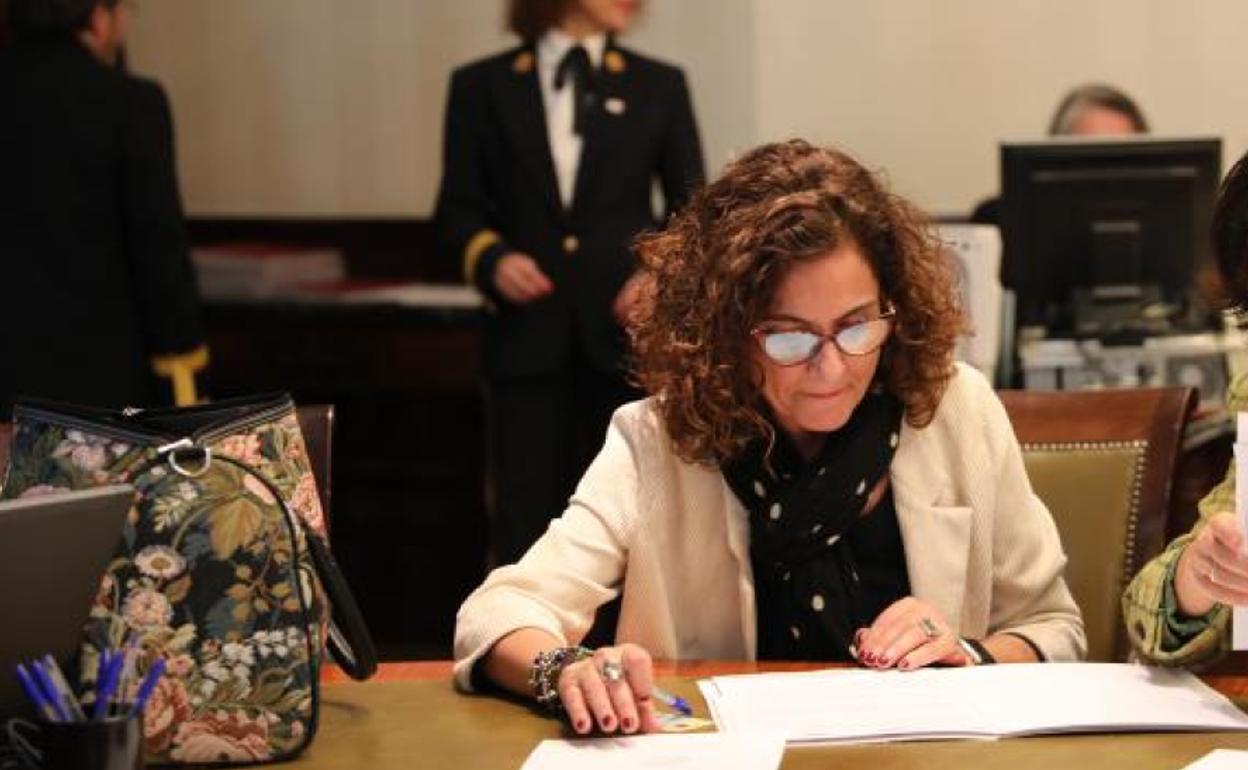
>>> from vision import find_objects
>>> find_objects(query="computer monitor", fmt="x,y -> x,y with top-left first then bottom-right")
1000,137 -> 1221,337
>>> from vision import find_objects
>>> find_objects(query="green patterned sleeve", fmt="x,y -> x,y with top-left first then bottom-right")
1121,377 -> 1245,666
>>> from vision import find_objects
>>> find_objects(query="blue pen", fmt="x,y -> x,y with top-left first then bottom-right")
41,655 -> 86,722
30,660 -> 72,723
91,650 -> 111,718
93,649 -> 125,721
129,658 -> 166,717
651,685 -> 692,716
15,663 -> 60,722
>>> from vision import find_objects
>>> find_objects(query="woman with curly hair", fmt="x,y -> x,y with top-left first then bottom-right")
454,140 -> 1085,735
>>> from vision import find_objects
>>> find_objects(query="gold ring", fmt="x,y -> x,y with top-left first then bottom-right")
919,617 -> 939,639
601,659 -> 625,683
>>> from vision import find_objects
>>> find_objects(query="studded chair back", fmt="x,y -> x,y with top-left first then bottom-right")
999,387 -> 1195,662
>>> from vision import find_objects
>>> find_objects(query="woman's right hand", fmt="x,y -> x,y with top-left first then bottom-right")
494,252 -> 554,303
557,643 -> 662,735
1176,512 -> 1248,616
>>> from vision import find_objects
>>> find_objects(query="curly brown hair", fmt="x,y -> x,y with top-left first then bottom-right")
629,139 -> 965,466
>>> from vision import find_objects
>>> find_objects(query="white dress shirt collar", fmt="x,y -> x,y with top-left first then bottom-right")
537,29 -> 607,73
535,30 -> 608,209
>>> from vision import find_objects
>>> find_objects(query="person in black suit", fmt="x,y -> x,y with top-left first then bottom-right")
436,0 -> 704,564
0,0 -> 206,420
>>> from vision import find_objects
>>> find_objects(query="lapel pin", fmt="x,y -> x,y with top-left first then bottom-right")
605,97 -> 627,115
512,51 -> 534,74
604,50 -> 626,74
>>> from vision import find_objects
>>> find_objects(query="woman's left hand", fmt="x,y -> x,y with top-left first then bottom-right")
855,596 -> 968,671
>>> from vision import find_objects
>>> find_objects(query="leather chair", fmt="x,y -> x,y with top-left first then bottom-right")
0,405 -> 334,527
999,387 -> 1196,662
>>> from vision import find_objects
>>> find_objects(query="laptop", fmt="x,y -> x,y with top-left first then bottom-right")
0,485 -> 134,719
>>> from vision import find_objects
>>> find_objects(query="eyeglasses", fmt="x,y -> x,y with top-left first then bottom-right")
752,308 -> 896,366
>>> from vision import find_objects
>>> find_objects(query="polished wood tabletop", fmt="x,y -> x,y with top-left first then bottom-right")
301,662 -> 1248,769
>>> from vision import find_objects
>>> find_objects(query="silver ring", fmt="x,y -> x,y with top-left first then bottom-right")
1208,564 -> 1218,584
601,659 -> 625,683
918,616 -> 939,640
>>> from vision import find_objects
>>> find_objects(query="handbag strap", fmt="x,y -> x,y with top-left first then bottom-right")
307,532 -> 378,681
215,454 -> 379,682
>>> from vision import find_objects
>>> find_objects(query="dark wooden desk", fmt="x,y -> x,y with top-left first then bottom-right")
302,662 -> 1248,769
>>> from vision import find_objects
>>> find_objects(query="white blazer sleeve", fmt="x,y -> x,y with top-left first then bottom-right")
452,408 -> 643,691
978,376 -> 1087,661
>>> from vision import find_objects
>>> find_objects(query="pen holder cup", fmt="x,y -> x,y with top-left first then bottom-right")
6,712 -> 145,770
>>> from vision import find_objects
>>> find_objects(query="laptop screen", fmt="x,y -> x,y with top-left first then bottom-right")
0,486 -> 133,719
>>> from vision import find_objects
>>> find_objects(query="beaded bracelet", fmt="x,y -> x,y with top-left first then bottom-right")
529,646 -> 593,711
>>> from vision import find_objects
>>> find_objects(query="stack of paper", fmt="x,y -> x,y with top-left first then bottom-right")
192,243 -> 345,300
698,663 -> 1248,745
519,732 -> 785,770
1184,750 -> 1248,770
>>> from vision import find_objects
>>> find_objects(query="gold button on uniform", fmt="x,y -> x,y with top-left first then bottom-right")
562,235 -> 580,254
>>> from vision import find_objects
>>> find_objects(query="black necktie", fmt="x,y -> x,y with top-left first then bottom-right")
554,45 -> 595,136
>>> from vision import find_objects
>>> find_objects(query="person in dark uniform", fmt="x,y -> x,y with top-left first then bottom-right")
436,0 -> 705,564
0,0 -> 207,420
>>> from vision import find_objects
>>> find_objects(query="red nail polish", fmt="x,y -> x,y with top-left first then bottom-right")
576,719 -> 589,732
622,718 -> 635,731
879,656 -> 891,667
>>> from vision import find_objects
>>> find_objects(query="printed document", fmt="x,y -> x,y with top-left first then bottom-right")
518,731 -> 785,770
698,663 -> 1248,745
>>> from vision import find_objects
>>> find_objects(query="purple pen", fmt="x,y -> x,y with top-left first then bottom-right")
41,655 -> 85,722
129,657 -> 166,717
651,685 -> 692,716
92,648 -> 125,721
15,663 -> 60,722
30,660 -> 72,722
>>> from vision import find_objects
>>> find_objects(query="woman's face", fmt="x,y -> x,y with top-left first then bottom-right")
564,0 -> 640,35
754,245 -> 886,447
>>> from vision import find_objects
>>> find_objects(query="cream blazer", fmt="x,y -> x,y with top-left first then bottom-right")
454,363 -> 1086,689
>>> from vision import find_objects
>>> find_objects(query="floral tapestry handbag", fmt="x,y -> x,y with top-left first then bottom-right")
0,393 -> 377,765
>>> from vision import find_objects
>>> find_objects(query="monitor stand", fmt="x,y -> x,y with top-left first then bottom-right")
1071,283 -> 1173,343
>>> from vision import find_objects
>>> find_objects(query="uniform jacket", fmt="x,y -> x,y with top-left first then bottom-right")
435,40 -> 704,377
454,364 -> 1087,688
0,38 -> 203,418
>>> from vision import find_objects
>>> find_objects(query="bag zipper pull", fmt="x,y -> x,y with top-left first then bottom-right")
156,438 -> 213,478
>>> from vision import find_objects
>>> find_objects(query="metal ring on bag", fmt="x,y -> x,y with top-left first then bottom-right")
167,446 -> 212,478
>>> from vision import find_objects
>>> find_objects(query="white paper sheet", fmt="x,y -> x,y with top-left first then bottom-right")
518,731 -> 786,770
698,663 -> 1248,745
1182,749 -> 1248,769
1235,412 -> 1248,650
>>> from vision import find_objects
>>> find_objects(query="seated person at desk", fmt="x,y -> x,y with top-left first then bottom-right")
1123,151 -> 1248,664
971,82 -> 1148,225
454,140 -> 1086,735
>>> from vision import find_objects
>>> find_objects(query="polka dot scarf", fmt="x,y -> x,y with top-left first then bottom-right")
722,389 -> 908,661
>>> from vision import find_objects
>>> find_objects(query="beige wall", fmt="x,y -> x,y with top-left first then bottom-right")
127,0 -> 1248,218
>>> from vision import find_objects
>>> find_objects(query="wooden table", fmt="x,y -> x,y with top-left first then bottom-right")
297,662 -> 1248,769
